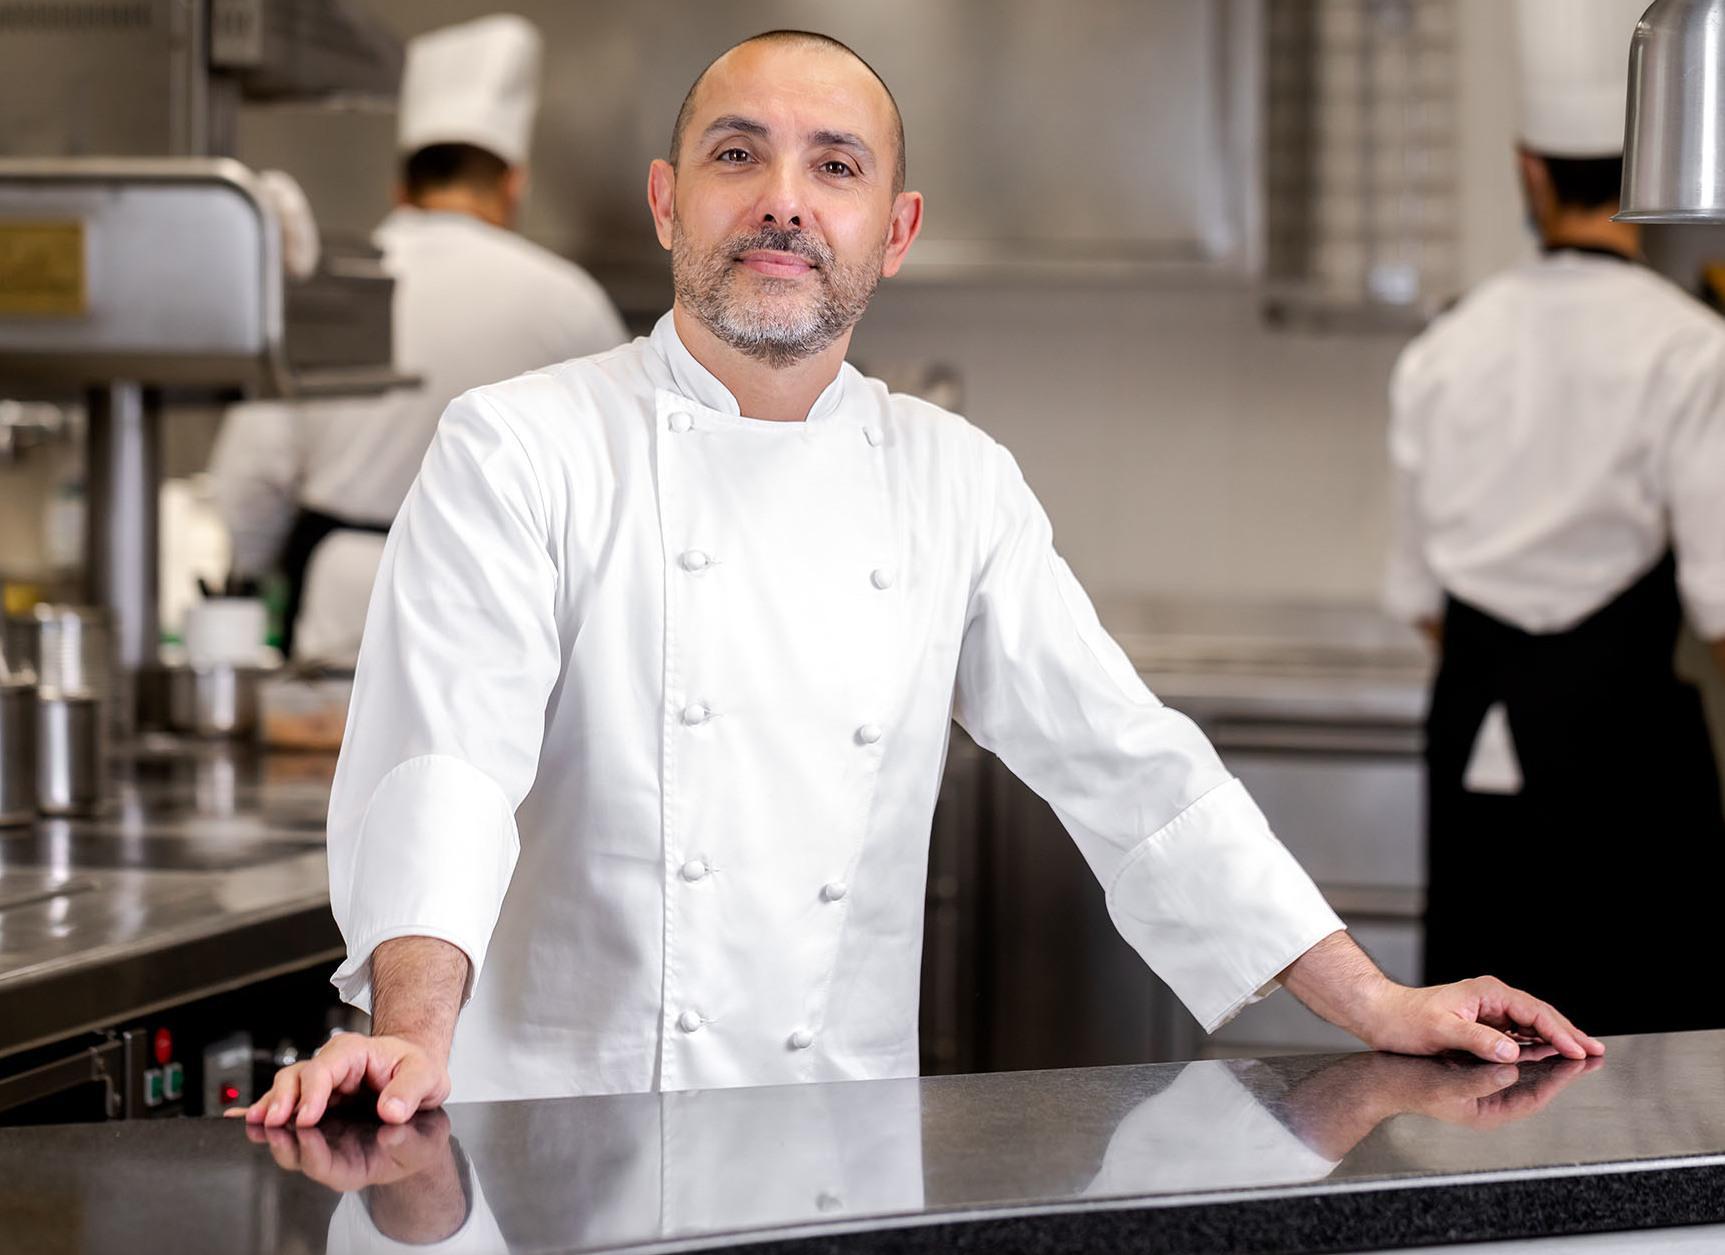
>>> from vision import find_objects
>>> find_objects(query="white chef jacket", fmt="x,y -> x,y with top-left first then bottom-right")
209,206 -> 627,657
1385,250 -> 1725,638
327,312 -> 1344,1101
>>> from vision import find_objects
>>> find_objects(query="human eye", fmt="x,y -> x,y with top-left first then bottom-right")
820,158 -> 855,178
715,147 -> 754,164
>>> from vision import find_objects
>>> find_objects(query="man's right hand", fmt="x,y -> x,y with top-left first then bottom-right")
227,935 -> 469,1127
228,1030 -> 452,1127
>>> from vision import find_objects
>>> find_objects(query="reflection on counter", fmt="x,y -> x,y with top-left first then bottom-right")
9,1033 -> 1725,1254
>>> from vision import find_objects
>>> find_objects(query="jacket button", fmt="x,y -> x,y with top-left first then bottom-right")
681,550 -> 712,572
680,859 -> 709,882
863,425 -> 883,447
682,703 -> 712,727
821,881 -> 848,902
678,1010 -> 704,1033
789,1029 -> 814,1050
856,723 -> 882,745
669,412 -> 693,433
870,568 -> 894,590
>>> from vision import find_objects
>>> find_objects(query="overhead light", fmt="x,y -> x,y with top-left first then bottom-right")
1619,0 -> 1725,223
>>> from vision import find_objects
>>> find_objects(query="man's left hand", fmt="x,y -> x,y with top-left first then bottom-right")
1280,931 -> 1605,1063
1361,976 -> 1604,1062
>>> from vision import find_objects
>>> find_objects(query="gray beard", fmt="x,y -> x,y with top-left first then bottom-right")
672,221 -> 884,368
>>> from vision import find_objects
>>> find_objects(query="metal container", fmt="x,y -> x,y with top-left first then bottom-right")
0,676 -> 35,826
1620,0 -> 1725,223
37,695 -> 105,816
28,606 -> 111,816
166,664 -> 262,739
32,604 -> 113,700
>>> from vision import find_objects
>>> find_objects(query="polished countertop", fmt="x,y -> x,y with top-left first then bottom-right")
3,1032 -> 1723,1254
0,741 -> 339,1056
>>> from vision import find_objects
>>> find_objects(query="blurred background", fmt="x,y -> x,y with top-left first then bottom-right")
3,0 -> 1723,1123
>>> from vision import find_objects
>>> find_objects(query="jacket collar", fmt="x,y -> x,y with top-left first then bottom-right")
648,310 -> 852,424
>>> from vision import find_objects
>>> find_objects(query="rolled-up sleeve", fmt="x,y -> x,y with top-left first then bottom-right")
327,389 -> 561,1012
952,442 -> 1343,1033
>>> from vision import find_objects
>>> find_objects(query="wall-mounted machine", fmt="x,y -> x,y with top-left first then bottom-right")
0,0 -> 410,730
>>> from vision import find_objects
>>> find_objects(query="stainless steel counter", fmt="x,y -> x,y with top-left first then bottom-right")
2,1031 -> 1723,1254
0,741 -> 340,1059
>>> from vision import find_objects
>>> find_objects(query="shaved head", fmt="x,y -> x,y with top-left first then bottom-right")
670,29 -> 906,195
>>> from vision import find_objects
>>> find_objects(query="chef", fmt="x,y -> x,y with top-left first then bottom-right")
241,29 -> 1599,1129
209,14 -> 627,664
1385,1 -> 1725,1034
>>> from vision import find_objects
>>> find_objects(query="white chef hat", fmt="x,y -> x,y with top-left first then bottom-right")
397,14 -> 543,168
1515,0 -> 1649,157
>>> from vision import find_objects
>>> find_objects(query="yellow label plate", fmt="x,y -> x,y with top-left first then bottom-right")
0,220 -> 87,317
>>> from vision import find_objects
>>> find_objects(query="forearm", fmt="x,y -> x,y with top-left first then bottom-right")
368,936 -> 470,1061
1278,930 -> 1396,1046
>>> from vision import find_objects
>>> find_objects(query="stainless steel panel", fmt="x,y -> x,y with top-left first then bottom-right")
209,0 -> 400,100
0,0 -> 205,158
0,746 -> 337,1058
0,160 -> 282,374
255,0 -> 1264,282
1222,748 -> 1424,890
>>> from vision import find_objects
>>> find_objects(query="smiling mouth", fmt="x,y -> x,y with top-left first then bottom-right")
736,250 -> 817,278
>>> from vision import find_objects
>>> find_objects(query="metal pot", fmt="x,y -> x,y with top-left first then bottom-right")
166,664 -> 262,739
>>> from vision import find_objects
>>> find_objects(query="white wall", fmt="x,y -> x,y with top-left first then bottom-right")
853,280 -> 1406,606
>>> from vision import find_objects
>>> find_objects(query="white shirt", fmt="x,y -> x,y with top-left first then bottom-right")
327,313 -> 1343,1101
1385,250 -> 1725,638
209,207 -> 627,657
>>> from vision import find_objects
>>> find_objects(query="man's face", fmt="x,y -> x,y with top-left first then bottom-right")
652,42 -> 916,368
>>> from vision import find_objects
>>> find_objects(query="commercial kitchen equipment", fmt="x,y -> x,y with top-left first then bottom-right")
0,0 -> 411,733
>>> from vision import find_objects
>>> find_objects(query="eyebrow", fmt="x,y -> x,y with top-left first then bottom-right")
699,115 -> 877,170
700,114 -> 771,143
810,129 -> 875,166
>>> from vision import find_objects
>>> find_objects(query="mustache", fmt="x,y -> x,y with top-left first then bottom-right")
726,226 -> 832,269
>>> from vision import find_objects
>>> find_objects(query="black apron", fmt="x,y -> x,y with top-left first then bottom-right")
1422,552 -> 1725,1035
279,507 -> 391,660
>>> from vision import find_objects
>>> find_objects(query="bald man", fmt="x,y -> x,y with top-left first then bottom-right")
242,30 -> 1599,1128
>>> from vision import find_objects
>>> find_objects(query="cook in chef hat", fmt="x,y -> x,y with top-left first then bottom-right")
1513,0 -> 1648,213
395,14 -> 543,229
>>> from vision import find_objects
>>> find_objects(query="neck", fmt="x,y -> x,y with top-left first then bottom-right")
670,303 -> 852,423
1540,208 -> 1640,260
409,186 -> 509,230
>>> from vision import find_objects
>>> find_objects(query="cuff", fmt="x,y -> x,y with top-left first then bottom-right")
1679,563 -> 1725,640
329,754 -> 521,1014
1104,778 -> 1346,1033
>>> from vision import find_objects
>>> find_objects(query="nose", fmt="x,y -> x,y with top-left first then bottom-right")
755,160 -> 804,230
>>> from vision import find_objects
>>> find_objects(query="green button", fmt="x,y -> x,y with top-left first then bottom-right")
144,1068 -> 163,1107
163,1062 -> 184,1102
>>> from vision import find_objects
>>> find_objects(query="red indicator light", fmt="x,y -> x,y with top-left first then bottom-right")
152,1028 -> 173,1066
222,1085 -> 240,1104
